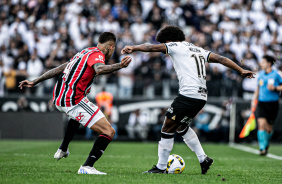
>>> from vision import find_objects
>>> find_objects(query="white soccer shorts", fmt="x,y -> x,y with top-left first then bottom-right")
56,97 -> 105,128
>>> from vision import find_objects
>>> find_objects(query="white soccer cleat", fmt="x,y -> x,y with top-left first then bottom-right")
54,148 -> 70,161
77,166 -> 107,175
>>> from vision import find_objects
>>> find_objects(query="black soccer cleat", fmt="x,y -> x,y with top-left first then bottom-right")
200,156 -> 214,174
142,165 -> 166,174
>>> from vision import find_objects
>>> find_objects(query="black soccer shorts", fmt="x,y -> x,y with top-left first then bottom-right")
165,94 -> 206,125
257,101 -> 279,124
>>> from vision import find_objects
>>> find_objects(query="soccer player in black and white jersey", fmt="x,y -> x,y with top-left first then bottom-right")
121,26 -> 255,174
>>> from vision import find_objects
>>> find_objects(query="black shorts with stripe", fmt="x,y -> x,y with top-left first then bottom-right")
165,94 -> 206,125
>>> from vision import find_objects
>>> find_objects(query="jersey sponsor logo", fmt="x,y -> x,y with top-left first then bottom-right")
183,42 -> 195,47
198,87 -> 208,95
180,116 -> 192,124
167,107 -> 173,113
180,116 -> 188,123
189,48 -> 201,53
168,43 -> 177,47
75,112 -> 84,121
95,55 -> 104,61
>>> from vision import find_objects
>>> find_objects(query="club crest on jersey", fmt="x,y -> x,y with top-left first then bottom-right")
95,55 -> 104,61
75,113 -> 84,121
259,79 -> 264,86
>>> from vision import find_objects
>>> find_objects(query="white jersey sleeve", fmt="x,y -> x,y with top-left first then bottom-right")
164,41 -> 212,101
164,42 -> 178,55
201,48 -> 212,63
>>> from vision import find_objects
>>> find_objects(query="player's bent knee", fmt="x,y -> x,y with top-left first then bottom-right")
101,126 -> 115,139
110,127 -> 115,138
162,118 -> 179,133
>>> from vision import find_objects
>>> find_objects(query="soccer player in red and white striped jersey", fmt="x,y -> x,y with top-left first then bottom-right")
52,46 -> 105,107
19,32 -> 132,174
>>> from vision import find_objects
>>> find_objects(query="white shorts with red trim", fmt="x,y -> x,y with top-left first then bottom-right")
56,97 -> 105,128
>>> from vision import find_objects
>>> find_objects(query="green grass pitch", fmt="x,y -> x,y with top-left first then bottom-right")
1,140 -> 282,184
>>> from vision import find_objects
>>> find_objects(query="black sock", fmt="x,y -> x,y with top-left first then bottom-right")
59,119 -> 80,152
83,134 -> 112,167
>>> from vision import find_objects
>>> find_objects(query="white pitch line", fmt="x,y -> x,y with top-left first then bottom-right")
229,143 -> 282,161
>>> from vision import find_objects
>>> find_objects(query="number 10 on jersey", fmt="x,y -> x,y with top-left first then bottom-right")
191,54 -> 206,80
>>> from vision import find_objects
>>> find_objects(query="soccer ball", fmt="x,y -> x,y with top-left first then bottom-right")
166,154 -> 185,174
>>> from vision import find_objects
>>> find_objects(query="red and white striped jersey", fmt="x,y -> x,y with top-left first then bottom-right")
53,47 -> 105,107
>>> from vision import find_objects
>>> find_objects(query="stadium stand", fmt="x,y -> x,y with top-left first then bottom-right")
0,0 -> 281,100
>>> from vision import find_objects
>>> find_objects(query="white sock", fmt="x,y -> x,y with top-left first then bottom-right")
183,128 -> 206,163
156,137 -> 174,170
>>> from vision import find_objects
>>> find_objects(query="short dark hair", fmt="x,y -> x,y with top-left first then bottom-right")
156,26 -> 185,43
98,32 -> 116,44
263,55 -> 275,66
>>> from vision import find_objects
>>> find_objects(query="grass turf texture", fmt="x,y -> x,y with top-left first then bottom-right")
0,140 -> 282,184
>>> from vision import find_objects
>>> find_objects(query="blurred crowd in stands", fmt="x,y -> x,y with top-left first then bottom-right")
0,0 -> 282,99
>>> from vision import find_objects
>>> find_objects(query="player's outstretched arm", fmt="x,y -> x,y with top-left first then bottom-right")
209,53 -> 256,79
93,56 -> 132,75
19,62 -> 68,89
121,44 -> 166,54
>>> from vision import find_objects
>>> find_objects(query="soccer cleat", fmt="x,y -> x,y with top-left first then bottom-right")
260,149 -> 266,156
54,148 -> 70,161
77,166 -> 107,175
200,156 -> 213,174
142,165 -> 166,174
